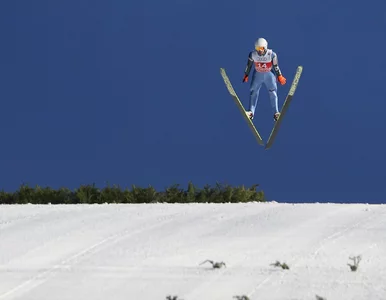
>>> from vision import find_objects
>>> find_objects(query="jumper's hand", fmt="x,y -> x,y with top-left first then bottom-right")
277,75 -> 286,85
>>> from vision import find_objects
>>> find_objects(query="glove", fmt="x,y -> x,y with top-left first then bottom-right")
277,75 -> 286,85
242,74 -> 248,82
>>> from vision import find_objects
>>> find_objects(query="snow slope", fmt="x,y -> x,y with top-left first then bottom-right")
0,202 -> 385,300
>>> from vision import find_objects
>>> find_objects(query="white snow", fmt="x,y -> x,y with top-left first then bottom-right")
0,202 -> 385,300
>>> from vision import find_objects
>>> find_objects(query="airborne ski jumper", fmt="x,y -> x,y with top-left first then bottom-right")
219,37 -> 303,149
242,38 -> 287,122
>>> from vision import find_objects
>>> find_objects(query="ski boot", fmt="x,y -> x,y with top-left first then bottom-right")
245,111 -> 254,120
274,112 -> 280,122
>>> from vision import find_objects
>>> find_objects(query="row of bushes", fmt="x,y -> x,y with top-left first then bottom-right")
0,182 -> 266,204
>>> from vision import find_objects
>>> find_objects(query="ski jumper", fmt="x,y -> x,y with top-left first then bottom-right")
244,49 -> 283,115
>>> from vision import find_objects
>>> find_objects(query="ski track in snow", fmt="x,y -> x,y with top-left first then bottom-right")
0,202 -> 385,300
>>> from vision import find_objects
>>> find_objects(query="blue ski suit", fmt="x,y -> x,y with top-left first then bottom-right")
243,49 -> 283,115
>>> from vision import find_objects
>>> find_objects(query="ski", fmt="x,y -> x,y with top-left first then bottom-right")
265,65 -> 303,150
220,68 -> 264,146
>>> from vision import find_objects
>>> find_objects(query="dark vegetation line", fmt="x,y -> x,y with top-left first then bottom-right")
0,182 -> 266,204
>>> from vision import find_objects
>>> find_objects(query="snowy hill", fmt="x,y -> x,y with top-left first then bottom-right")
0,202 -> 385,300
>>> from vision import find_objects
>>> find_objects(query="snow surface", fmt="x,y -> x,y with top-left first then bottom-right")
0,202 -> 385,300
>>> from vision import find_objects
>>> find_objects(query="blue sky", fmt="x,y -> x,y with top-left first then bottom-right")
0,0 -> 385,203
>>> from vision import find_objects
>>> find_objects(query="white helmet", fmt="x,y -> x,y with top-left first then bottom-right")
255,38 -> 268,55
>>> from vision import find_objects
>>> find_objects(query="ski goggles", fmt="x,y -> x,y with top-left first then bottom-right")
256,46 -> 265,51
